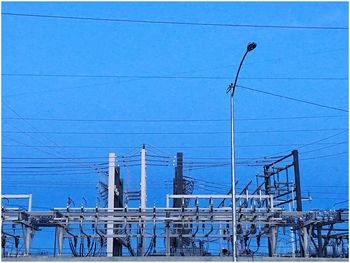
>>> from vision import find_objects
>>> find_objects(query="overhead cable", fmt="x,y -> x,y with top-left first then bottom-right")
3,128 -> 346,135
237,85 -> 348,112
2,115 -> 347,122
2,12 -> 347,30
2,73 -> 348,81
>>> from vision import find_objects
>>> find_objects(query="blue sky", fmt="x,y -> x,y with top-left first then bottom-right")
2,1 -> 348,215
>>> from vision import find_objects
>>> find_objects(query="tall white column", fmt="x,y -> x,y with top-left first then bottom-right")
230,94 -> 237,261
107,153 -> 115,257
140,145 -> 147,210
140,145 -> 147,256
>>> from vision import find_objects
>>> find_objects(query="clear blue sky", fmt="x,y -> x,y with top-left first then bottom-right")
2,1 -> 348,215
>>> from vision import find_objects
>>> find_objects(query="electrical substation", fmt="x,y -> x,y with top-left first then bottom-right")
1,146 -> 348,260
2,3 -> 349,261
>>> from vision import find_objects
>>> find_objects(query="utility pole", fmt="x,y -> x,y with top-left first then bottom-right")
139,145 -> 147,256
113,166 -> 123,256
107,153 -> 115,257
173,152 -> 184,207
227,42 -> 257,261
172,152 -> 184,254
141,145 -> 147,210
106,153 -> 124,256
292,150 -> 302,212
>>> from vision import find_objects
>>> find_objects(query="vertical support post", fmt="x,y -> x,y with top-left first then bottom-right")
113,167 -> 123,256
56,226 -> 64,256
140,145 -> 147,210
270,195 -> 274,209
107,153 -> 116,257
173,153 -> 184,208
291,227 -> 296,257
317,225 -> 323,257
166,194 -> 169,208
140,145 -> 146,256
264,165 -> 270,195
172,152 -> 184,254
230,95 -> 237,261
292,150 -> 302,211
24,226 -> 33,256
268,226 -> 277,257
165,211 -> 171,257
302,227 -> 310,257
28,194 -> 32,212
219,223 -> 223,256
53,227 -> 57,257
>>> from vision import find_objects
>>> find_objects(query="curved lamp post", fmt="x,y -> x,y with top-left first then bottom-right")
227,42 -> 256,261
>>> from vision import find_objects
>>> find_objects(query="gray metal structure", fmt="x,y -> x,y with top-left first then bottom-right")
1,204 -> 348,258
1,150 -> 349,259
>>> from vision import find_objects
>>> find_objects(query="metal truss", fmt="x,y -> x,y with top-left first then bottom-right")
1,150 -> 348,258
1,202 -> 348,258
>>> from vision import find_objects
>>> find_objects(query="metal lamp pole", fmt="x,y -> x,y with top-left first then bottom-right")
227,42 -> 257,261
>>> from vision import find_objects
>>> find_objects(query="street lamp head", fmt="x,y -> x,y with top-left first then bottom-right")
247,42 -> 257,52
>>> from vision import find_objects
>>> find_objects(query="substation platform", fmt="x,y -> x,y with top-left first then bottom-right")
2,256 -> 349,261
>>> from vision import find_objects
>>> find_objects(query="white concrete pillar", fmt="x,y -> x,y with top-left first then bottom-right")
140,145 -> 147,210
107,153 -> 116,257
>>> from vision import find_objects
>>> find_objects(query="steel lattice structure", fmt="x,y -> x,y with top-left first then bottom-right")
1,199 -> 348,258
1,150 -> 349,259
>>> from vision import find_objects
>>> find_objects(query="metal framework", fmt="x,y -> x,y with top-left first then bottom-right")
1,150 -> 348,258
1,203 -> 348,258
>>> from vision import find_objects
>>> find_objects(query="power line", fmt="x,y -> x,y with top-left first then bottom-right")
2,73 -> 348,81
2,12 -> 347,30
304,192 -> 349,196
1,160 -> 108,164
3,46 -> 348,98
2,171 -> 106,176
2,102 -> 74,157
2,169 -> 108,173
300,141 -> 347,154
300,151 -> 348,160
1,113 -> 66,158
2,103 -> 110,175
297,130 -> 348,150
2,144 -> 136,149
5,49 -> 346,98
3,204 -> 52,210
182,176 -> 229,187
2,156 -> 245,160
2,159 -> 136,165
3,141 -> 347,149
3,182 -> 108,187
2,135 -> 112,172
3,128 -> 346,135
2,156 -> 108,160
2,115 -> 347,123
309,197 -> 349,200
237,85 -> 349,112
184,163 -> 230,171
246,47 -> 348,66
261,130 -> 348,158
2,163 -> 109,169
3,180 -> 163,186
2,164 -> 107,169
303,185 -> 348,188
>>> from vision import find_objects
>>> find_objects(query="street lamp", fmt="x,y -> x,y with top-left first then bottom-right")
227,42 -> 256,261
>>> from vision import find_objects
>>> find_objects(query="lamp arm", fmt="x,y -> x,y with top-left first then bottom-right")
228,50 -> 249,96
